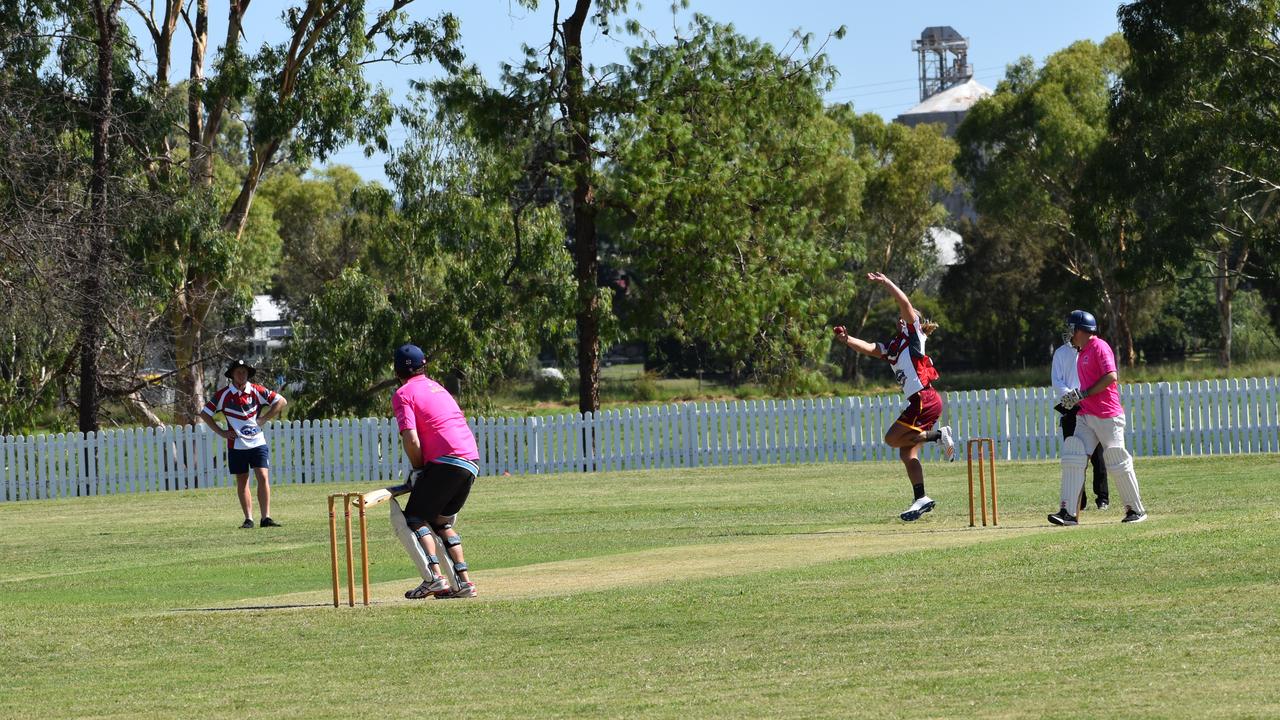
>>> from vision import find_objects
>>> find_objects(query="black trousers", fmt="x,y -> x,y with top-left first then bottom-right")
1060,409 -> 1110,505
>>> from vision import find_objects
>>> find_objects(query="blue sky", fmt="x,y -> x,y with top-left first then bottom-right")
128,1 -> 1126,187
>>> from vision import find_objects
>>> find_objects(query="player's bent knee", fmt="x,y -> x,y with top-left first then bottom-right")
1061,436 -> 1088,468
1102,446 -> 1133,473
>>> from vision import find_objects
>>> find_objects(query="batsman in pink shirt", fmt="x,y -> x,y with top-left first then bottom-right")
1049,311 -> 1148,526
390,343 -> 481,599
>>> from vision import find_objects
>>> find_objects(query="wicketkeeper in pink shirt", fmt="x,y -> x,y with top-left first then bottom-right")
1049,311 -> 1149,526
390,343 -> 480,599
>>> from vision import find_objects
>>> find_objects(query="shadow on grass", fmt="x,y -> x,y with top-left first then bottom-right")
172,602 -> 336,612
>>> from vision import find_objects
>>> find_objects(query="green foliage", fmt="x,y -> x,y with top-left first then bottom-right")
1230,290 -> 1280,362
242,3 -> 462,163
282,114 -> 575,418
216,163 -> 282,305
0,301 -> 75,435
280,268 -> 401,418
630,371 -> 660,402
533,370 -> 571,401
258,165 -> 378,310
833,114 -> 956,379
954,35 -> 1160,366
1112,0 -> 1280,365
613,17 -> 864,382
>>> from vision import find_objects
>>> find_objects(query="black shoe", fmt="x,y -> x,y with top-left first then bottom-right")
239,519 -> 254,529
1047,509 -> 1078,526
259,517 -> 281,528
1121,508 -> 1147,523
1097,500 -> 1109,510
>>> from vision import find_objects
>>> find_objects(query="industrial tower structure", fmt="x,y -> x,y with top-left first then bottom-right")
913,26 -> 973,102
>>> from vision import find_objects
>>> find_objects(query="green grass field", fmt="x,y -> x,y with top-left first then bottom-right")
2,455 -> 1278,719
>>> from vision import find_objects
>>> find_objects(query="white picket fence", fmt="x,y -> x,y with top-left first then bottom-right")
2,377 -> 1278,502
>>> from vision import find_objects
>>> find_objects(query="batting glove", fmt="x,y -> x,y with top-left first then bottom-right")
1059,389 -> 1083,410
408,466 -> 429,488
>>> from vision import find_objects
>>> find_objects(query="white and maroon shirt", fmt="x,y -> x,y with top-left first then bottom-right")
876,318 -> 940,399
201,383 -> 280,450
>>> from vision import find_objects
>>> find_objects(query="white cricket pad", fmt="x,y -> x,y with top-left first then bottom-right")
390,499 -> 434,581
1103,446 -> 1145,515
1059,436 -> 1089,516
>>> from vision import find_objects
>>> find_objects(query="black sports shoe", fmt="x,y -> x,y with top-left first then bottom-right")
239,519 -> 254,529
1097,500 -> 1110,510
1121,508 -> 1147,523
1047,509 -> 1078,526
259,517 -> 281,528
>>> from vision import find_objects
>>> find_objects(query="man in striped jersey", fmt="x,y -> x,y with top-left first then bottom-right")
200,359 -> 288,528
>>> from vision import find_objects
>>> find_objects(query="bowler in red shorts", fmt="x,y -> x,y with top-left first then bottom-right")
833,273 -> 956,521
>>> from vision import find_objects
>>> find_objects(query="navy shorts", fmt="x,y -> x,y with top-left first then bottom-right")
228,446 -> 270,475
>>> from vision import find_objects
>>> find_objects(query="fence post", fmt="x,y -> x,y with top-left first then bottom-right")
681,403 -> 695,468
528,417 -> 541,475
997,388 -> 1011,460
1156,381 -> 1172,457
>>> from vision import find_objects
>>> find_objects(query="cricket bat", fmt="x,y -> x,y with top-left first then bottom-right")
355,482 -> 412,508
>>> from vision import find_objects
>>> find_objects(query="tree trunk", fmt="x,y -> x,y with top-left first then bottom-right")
80,0 -> 123,433
1216,249 -> 1233,368
1097,287 -> 1136,368
170,278 -> 212,425
1116,294 -> 1137,368
563,0 -> 600,414
171,0 -> 210,426
222,139 -> 281,240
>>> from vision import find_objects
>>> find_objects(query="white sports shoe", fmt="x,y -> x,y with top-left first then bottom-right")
937,426 -> 956,462
405,576 -> 450,600
900,496 -> 936,522
437,581 -> 477,599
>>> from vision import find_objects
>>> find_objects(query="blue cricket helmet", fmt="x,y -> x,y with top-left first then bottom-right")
1067,310 -> 1098,333
394,343 -> 426,372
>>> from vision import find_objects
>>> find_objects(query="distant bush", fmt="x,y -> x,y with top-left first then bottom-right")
631,372 -> 660,402
533,368 -> 569,401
